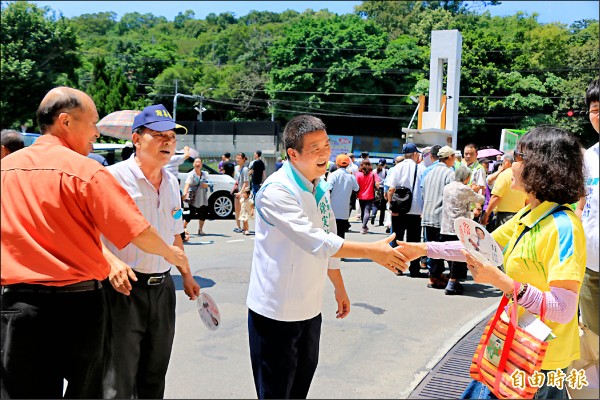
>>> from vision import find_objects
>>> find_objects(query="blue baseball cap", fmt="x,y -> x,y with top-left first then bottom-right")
132,104 -> 187,134
402,143 -> 421,154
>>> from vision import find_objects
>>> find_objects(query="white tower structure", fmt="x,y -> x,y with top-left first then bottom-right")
402,30 -> 462,149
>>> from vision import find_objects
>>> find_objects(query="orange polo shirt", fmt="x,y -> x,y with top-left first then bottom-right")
1,135 -> 150,286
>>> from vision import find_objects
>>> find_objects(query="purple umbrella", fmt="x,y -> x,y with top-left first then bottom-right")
97,110 -> 141,140
477,148 -> 503,159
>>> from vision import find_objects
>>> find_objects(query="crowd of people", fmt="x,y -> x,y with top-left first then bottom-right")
0,78 -> 597,400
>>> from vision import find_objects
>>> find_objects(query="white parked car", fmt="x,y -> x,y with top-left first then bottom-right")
178,161 -> 236,219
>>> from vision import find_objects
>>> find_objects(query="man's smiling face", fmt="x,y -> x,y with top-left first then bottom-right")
287,130 -> 331,181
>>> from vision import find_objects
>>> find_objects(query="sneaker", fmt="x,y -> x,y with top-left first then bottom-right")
370,215 -> 376,225
385,227 -> 390,234
233,227 -> 243,233
445,281 -> 464,295
244,230 -> 250,235
361,228 -> 369,234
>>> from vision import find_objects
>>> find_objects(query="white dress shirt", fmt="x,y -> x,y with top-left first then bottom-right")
101,156 -> 184,274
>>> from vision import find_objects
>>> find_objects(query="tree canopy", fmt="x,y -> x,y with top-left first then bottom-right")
1,0 -> 597,146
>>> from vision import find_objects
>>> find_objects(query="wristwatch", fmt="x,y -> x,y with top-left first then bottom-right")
505,282 -> 528,301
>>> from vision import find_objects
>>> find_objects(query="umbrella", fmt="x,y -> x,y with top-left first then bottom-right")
477,148 -> 503,159
97,110 -> 141,140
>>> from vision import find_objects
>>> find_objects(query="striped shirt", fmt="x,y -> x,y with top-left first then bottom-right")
101,156 -> 184,274
421,163 -> 455,228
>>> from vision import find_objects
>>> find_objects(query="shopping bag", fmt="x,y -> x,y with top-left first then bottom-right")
470,282 -> 548,399
567,323 -> 599,399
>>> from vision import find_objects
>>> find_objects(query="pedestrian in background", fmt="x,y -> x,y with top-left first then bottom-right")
386,143 -> 425,277
233,152 -> 249,233
327,153 -> 359,239
183,157 -> 211,236
1,87 -> 189,399
249,149 -> 266,198
238,187 -> 255,235
355,160 -> 380,234
440,166 -> 484,295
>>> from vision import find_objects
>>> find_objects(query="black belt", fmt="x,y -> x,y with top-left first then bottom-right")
132,270 -> 170,286
1,280 -> 102,294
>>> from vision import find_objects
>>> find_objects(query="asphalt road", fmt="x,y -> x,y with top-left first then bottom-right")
165,216 -> 502,399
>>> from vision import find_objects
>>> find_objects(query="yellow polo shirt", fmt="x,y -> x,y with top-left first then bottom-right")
490,168 -> 527,213
492,201 -> 586,370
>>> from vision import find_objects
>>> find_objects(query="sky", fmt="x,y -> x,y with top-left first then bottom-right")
26,1 -> 600,26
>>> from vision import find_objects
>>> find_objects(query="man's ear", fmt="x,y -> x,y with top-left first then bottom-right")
287,148 -> 297,161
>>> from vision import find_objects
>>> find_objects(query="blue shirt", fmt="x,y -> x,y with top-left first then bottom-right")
327,167 -> 359,220
420,160 -> 439,188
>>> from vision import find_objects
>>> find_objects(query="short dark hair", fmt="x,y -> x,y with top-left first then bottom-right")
586,78 -> 599,108
224,152 -> 231,158
518,126 -> 585,204
255,150 -> 262,157
430,145 -> 442,160
283,115 -> 326,153
36,90 -> 82,133
1,129 -> 24,153
464,143 -> 478,152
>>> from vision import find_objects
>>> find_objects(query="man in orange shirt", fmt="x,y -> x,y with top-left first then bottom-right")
0,87 -> 190,399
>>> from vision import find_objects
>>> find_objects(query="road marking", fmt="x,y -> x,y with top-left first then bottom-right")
226,239 -> 245,243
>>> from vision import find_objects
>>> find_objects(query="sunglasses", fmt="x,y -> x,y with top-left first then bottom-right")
514,150 -> 526,162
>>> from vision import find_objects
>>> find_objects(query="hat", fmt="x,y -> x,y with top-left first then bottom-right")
421,146 -> 432,155
402,143 -> 421,154
437,146 -> 455,158
133,104 -> 187,134
336,154 -> 350,167
455,150 -> 462,157
378,159 -> 387,166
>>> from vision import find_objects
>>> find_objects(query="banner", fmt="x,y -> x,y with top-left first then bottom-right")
329,135 -> 353,162
499,129 -> 527,152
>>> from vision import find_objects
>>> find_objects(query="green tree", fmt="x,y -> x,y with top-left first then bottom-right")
1,1 -> 80,129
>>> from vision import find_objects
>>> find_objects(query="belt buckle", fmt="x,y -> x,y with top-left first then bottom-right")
147,276 -> 163,286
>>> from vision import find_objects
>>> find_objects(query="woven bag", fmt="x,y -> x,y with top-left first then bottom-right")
470,281 -> 548,399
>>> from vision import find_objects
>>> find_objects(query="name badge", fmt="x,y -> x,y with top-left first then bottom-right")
172,208 -> 182,220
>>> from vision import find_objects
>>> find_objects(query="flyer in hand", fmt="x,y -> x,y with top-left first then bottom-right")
454,217 -> 503,266
196,292 -> 221,331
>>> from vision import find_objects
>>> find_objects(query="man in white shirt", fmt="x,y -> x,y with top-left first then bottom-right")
101,104 -> 200,399
165,145 -> 190,178
247,115 -> 408,399
576,78 -> 599,336
386,143 -> 426,277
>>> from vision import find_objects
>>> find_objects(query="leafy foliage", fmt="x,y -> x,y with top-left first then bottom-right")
2,0 -> 598,146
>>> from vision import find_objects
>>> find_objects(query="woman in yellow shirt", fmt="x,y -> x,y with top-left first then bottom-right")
399,126 -> 587,399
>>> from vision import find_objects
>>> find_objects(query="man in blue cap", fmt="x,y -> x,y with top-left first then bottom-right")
101,104 -> 200,399
386,143 -> 427,277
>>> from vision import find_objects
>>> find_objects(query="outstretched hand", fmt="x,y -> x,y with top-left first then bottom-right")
394,241 -> 427,263
369,233 -> 409,275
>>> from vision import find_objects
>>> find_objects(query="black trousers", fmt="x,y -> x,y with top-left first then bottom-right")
248,309 -> 322,399
103,274 -> 176,399
335,219 -> 350,239
1,288 -> 107,399
423,226 -> 445,278
391,213 -> 422,274
441,234 -> 467,280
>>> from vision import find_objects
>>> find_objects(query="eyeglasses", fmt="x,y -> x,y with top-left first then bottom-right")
514,150 -> 527,162
145,132 -> 176,143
